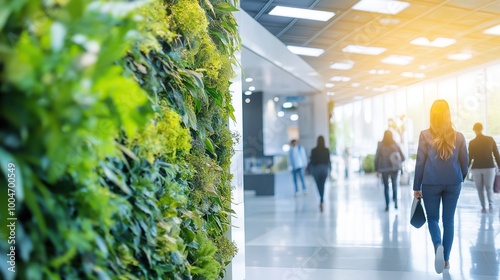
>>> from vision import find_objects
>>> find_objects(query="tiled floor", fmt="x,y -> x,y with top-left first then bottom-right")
244,171 -> 500,280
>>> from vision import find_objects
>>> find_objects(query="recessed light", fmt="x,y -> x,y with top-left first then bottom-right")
325,83 -> 335,88
278,111 -> 285,117
327,92 -> 335,96
343,44 -> 387,55
351,83 -> 360,87
448,53 -> 472,60
283,102 -> 293,108
410,37 -> 456,48
290,114 -> 299,121
330,76 -> 351,82
484,24 -> 500,35
352,0 -> 410,15
414,73 -> 426,78
401,72 -> 414,78
330,60 -> 355,70
244,91 -> 252,95
287,46 -> 324,57
274,97 -> 279,102
249,86 -> 256,91
245,98 -> 251,103
382,55 -> 414,65
353,96 -> 363,100
269,6 -> 335,21
245,77 -> 253,82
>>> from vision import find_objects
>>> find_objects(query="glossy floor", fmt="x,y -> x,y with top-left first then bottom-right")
244,172 -> 500,280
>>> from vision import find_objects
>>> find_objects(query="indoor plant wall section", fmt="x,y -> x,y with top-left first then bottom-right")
0,0 -> 239,279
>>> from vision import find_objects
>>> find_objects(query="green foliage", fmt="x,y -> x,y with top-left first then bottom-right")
362,154 -> 376,173
0,0 -> 240,279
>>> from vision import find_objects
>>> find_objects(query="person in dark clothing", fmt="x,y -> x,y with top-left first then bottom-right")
309,136 -> 331,212
374,130 -> 405,211
468,122 -> 500,213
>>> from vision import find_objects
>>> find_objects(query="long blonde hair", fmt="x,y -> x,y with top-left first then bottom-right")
429,99 -> 456,160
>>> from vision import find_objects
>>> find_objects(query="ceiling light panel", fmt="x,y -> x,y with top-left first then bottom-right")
287,46 -> 325,57
410,37 -> 456,48
269,6 -> 335,22
352,0 -> 410,15
484,24 -> 500,35
381,55 -> 414,65
343,44 -> 387,55
448,53 -> 472,60
330,61 -> 355,70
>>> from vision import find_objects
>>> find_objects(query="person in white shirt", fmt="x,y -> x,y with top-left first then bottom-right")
288,139 -> 308,196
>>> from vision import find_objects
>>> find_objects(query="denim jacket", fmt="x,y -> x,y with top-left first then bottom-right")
413,129 -> 469,191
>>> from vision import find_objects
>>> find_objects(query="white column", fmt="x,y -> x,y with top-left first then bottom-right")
224,11 -> 245,280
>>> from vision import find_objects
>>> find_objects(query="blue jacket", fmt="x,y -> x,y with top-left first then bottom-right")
413,129 -> 469,191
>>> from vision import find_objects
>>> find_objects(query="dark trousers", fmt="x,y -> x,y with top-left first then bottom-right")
313,164 -> 330,203
382,171 -> 399,207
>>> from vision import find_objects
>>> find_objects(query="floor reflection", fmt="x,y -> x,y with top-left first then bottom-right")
244,172 -> 500,280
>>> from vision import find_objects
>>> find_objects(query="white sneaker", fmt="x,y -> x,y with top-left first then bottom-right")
435,245 -> 445,274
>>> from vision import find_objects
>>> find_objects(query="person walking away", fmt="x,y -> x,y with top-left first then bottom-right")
288,139 -> 308,196
413,99 -> 469,274
375,130 -> 405,211
310,136 -> 331,212
468,122 -> 500,213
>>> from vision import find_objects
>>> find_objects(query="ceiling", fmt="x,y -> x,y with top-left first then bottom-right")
239,0 -> 500,105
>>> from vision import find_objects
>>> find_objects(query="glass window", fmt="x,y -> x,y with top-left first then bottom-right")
406,86 -> 424,151
423,82 -> 438,128
372,95 -> 385,142
486,64 -> 500,137
384,92 -> 396,123
437,78 -> 458,123
457,69 -> 486,139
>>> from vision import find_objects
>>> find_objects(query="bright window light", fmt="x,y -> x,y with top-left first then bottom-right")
287,46 -> 325,57
245,77 -> 253,82
410,37 -> 456,48
325,83 -> 335,88
381,55 -> 414,65
283,102 -> 293,108
330,61 -> 354,70
448,53 -> 472,60
290,114 -> 299,121
278,111 -> 285,117
484,24 -> 500,35
343,44 -> 387,55
352,0 -> 410,15
244,91 -> 252,95
269,6 -> 335,21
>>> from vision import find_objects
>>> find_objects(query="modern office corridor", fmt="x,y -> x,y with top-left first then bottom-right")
244,172 -> 500,280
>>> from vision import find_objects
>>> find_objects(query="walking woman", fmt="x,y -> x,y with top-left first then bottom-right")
468,122 -> 500,213
309,136 -> 331,212
413,99 -> 469,274
375,130 -> 405,211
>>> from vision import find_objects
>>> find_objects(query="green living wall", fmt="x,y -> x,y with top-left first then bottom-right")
0,0 -> 239,279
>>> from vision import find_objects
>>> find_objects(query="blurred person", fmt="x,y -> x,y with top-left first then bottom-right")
413,99 -> 469,274
375,130 -> 405,211
309,136 -> 331,212
468,122 -> 500,213
288,139 -> 308,196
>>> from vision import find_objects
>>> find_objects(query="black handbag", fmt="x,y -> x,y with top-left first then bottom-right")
410,198 -> 426,228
